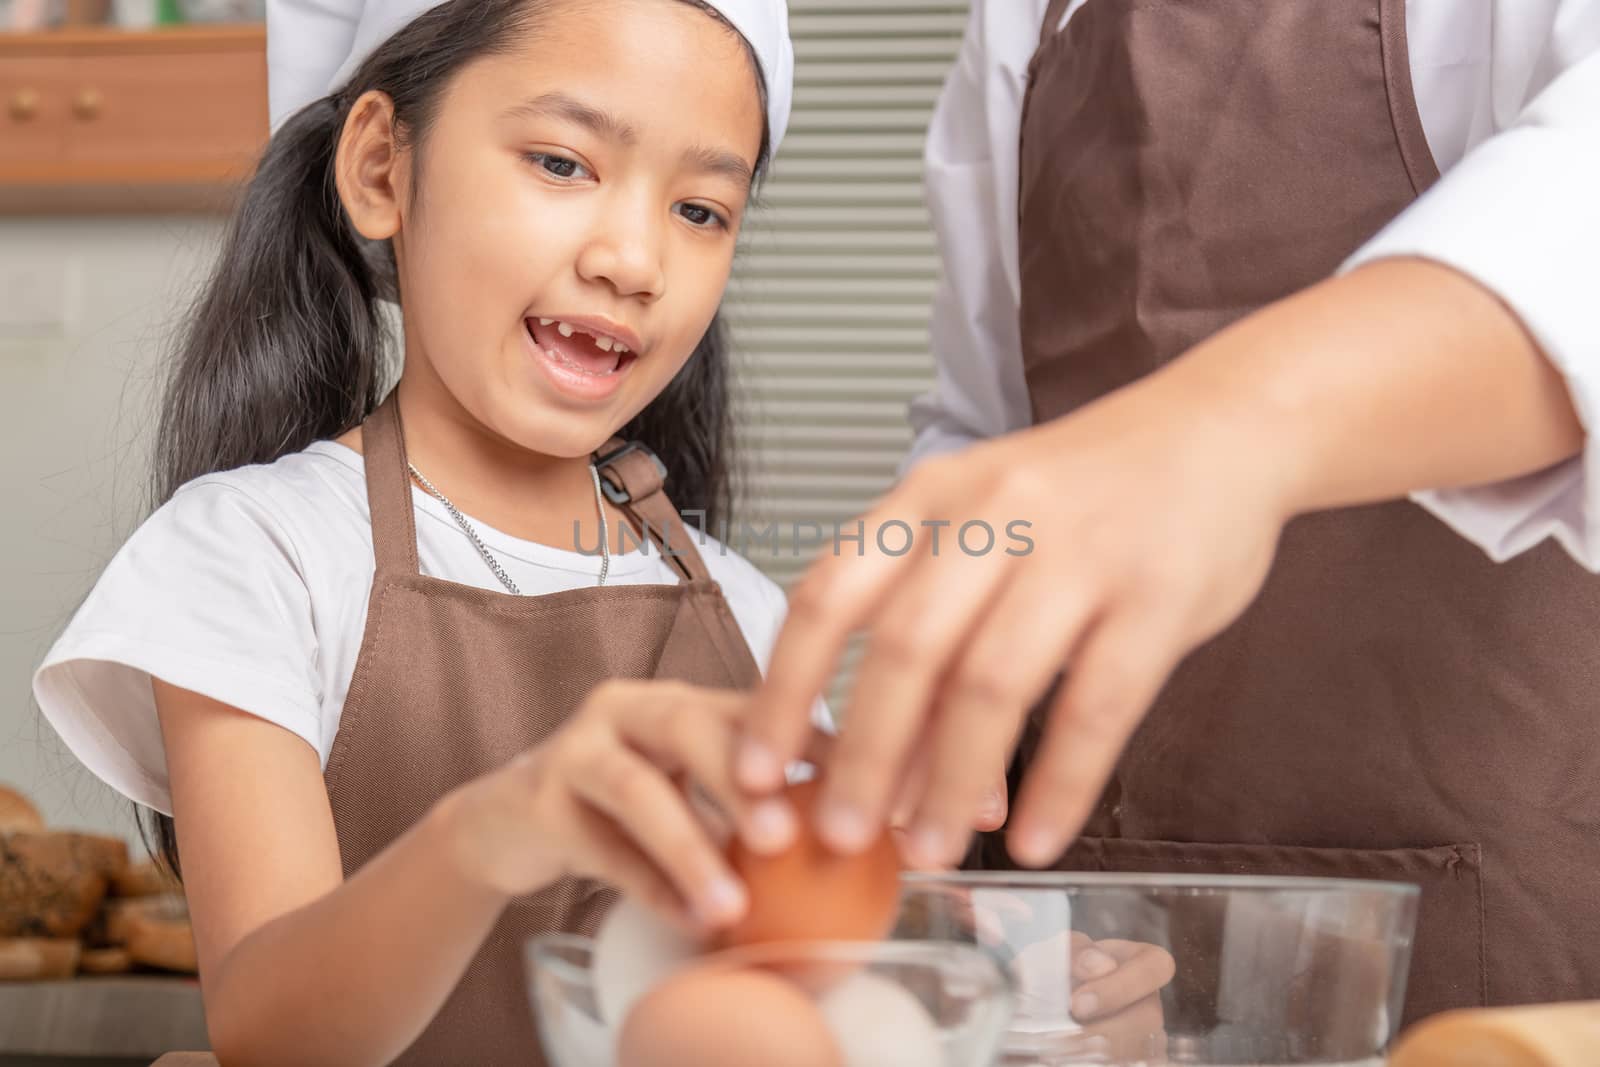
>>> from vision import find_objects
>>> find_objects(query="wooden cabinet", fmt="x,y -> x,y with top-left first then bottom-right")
0,25 -> 267,212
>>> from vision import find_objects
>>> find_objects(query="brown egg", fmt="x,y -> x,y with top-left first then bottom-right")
720,780 -> 903,949
617,964 -> 844,1067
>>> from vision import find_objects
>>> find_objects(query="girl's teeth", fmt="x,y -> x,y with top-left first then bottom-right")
534,316 -> 632,356
545,346 -> 619,377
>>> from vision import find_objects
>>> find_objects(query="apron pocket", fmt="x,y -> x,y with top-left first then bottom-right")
1055,835 -> 1485,1029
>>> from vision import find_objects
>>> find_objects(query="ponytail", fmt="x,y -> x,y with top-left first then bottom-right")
151,97 -> 389,507
143,92 -> 397,874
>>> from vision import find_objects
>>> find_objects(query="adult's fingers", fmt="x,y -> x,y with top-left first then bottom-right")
972,779 -> 1009,832
904,575 -> 1097,867
818,546 -> 1014,854
567,741 -> 746,928
887,733 -> 1007,829
735,477 -> 941,793
1009,611 -> 1182,867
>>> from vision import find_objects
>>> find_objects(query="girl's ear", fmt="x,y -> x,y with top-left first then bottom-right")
335,90 -> 408,241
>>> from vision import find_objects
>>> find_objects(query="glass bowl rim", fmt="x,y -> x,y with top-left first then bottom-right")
525,931 -> 1015,995
901,870 -> 1421,897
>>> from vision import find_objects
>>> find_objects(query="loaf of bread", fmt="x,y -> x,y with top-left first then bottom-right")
0,787 -> 196,977
1389,1001 -> 1600,1067
0,831 -> 129,938
0,786 -> 43,833
98,893 -> 198,973
79,946 -> 133,975
125,912 -> 199,974
102,894 -> 185,945
111,859 -> 179,898
0,937 -> 81,980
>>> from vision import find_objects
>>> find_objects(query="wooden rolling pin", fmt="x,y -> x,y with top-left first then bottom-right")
1389,1002 -> 1600,1067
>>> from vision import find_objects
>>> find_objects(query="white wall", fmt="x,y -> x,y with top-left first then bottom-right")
1,215 -> 227,847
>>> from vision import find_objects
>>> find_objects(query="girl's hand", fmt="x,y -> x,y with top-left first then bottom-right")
1014,933 -> 1173,1062
1068,932 -> 1176,1025
1071,932 -> 1173,1062
737,373 -> 1289,868
445,679 -> 795,930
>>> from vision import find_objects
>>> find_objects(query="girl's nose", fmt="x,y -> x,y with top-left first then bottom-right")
576,199 -> 666,300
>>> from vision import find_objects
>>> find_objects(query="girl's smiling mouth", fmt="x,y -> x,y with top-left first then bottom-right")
525,315 -> 640,401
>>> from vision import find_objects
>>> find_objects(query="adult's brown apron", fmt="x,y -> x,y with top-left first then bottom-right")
990,0 -> 1600,1030
322,395 -> 762,1065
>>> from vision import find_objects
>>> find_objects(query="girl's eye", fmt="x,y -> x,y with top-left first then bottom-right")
527,153 -> 591,181
677,203 -> 728,230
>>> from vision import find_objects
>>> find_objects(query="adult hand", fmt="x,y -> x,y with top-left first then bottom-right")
735,373 -> 1290,868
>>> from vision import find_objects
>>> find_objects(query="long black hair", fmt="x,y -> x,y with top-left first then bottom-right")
143,0 -> 771,876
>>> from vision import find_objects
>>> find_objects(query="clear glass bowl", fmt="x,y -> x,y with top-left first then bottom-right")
526,933 -> 1014,1067
895,872 -> 1419,1066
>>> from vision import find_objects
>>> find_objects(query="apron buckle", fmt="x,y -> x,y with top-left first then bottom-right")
593,441 -> 668,504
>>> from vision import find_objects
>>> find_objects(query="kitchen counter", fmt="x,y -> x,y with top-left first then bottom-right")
0,976 -> 207,1066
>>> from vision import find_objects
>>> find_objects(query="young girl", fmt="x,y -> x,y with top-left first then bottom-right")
32,1 -> 816,1063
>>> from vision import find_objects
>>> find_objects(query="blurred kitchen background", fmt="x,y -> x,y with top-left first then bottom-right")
1,0 -> 966,851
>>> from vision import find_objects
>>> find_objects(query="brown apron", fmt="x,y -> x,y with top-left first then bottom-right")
323,395 -> 762,1065
989,0 -> 1600,1029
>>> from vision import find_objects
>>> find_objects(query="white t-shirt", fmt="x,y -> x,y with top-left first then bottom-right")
33,441 -> 827,816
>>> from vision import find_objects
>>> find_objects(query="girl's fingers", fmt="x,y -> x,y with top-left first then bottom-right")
601,684 -> 838,857
607,681 -> 828,856
563,802 -> 692,928
736,479 -> 940,794
1070,941 -> 1177,1021
1068,930 -> 1114,979
904,577 -> 1097,867
566,739 -> 746,928
608,683 -> 747,810
1010,611 -> 1181,867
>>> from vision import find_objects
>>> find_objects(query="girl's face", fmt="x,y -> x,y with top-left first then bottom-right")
391,0 -> 764,459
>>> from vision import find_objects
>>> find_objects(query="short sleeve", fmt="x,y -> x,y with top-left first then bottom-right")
33,480 -> 324,816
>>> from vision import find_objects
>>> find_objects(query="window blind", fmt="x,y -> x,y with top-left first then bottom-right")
724,0 -> 970,705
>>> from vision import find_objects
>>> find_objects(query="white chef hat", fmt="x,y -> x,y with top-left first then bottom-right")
266,0 -> 794,151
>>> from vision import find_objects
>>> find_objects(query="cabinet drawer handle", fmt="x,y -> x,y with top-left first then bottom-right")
8,88 -> 40,121
72,89 -> 103,120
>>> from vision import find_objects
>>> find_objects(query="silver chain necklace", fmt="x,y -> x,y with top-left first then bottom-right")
407,462 -> 611,593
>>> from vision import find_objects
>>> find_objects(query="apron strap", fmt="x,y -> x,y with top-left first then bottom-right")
593,438 -> 714,585
1041,0 -> 1074,45
361,392 -> 422,577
